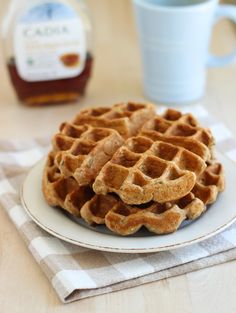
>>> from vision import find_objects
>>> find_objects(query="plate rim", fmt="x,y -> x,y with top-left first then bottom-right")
20,156 -> 236,253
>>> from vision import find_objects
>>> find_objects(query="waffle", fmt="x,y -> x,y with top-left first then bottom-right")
93,136 -> 206,204
73,101 -> 156,138
81,162 -> 224,235
52,124 -> 124,186
140,109 -> 214,161
42,103 -> 225,236
42,152 -> 94,216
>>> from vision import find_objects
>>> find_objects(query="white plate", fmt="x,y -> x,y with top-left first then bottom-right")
21,153 -> 236,253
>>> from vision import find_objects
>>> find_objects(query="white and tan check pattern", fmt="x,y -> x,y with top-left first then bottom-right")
1,105 -> 236,303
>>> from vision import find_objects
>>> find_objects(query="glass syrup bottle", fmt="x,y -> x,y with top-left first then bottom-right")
2,0 -> 93,106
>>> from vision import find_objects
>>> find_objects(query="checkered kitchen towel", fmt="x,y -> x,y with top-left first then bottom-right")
1,105 -> 236,303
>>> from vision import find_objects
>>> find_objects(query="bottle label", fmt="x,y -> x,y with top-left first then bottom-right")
14,1 -> 87,82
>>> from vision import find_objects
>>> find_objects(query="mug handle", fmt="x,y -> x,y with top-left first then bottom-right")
208,4 -> 236,67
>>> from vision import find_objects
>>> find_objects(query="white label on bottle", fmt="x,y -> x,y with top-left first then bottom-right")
13,2 -> 86,82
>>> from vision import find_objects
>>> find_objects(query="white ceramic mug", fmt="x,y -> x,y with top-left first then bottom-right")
132,0 -> 236,104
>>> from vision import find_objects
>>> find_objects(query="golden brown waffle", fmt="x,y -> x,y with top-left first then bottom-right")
140,108 -> 214,161
52,124 -> 124,186
73,102 -> 156,138
42,152 -> 94,216
81,162 -> 224,235
93,136 -> 206,204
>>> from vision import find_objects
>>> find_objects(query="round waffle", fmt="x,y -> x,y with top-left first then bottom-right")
52,123 -> 124,186
73,102 -> 156,138
42,152 -> 94,217
81,163 -> 224,235
93,136 -> 206,204
140,108 -> 214,162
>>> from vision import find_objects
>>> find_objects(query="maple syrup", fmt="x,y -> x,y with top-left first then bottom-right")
7,53 -> 93,106
2,0 -> 93,106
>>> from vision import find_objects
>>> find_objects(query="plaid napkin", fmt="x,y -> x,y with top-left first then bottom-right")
1,105 -> 236,303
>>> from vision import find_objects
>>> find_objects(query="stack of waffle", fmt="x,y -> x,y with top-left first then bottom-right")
42,102 -> 224,235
